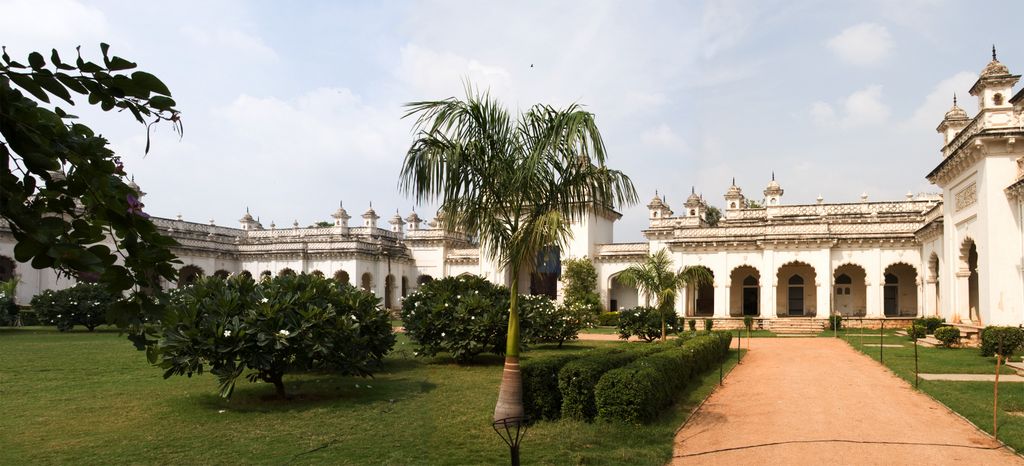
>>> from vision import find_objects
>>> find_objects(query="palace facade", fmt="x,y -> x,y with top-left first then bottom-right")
2,52 -> 1023,329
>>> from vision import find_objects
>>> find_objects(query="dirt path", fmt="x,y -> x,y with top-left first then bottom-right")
672,338 -> 1022,465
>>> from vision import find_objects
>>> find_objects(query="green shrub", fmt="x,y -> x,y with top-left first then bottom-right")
597,312 -> 620,327
914,317 -> 945,334
742,316 -> 754,331
688,319 -> 696,331
399,275 -> 512,363
908,324 -> 926,340
156,273 -> 395,399
595,333 -> 732,423
617,307 -> 679,342
17,309 -> 39,326
522,295 -> 593,348
828,315 -> 842,331
934,326 -> 960,347
980,326 -> 1024,357
703,319 -> 713,331
558,343 -> 673,421
560,257 -> 603,315
30,283 -> 118,331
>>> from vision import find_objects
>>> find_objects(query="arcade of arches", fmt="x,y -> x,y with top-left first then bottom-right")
606,260 -> 927,318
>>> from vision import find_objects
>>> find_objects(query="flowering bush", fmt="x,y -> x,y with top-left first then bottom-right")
521,295 -> 593,348
30,283 -> 118,331
400,275 -> 512,363
617,307 -> 679,342
156,273 -> 395,399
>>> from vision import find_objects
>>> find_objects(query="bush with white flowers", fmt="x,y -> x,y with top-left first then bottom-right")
520,295 -> 593,348
155,273 -> 394,399
30,283 -> 117,331
400,275 -> 513,363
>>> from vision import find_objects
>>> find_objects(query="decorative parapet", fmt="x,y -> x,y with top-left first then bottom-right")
595,242 -> 649,261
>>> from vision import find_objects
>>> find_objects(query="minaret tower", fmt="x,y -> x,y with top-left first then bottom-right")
724,177 -> 745,219
331,202 -> 351,234
970,46 -> 1019,113
683,187 -> 704,219
936,94 -> 970,148
362,203 -> 379,228
763,172 -> 784,206
646,190 -> 672,220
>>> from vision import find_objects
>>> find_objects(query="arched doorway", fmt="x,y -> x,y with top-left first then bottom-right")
883,263 -> 919,317
530,246 -> 560,299
334,270 -> 350,286
361,272 -> 373,292
689,266 -> 714,316
0,255 -> 15,282
609,273 -> 638,312
833,264 -> 867,316
776,261 -> 817,317
729,266 -> 760,317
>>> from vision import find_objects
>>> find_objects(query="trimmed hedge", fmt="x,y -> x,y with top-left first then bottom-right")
558,342 -> 674,420
908,323 -> 927,340
594,332 -> 732,424
597,312 -> 620,327
522,351 -> 613,421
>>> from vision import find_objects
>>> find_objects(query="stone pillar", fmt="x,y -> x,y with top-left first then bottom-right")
954,271 -> 970,324
924,279 -> 937,317
816,282 -> 830,319
716,284 -> 730,318
916,278 -> 924,317
865,280 -> 882,318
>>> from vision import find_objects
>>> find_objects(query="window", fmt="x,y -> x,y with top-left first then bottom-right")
994,93 -> 1004,106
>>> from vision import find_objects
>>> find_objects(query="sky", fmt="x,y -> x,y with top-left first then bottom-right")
3,0 -> 1023,242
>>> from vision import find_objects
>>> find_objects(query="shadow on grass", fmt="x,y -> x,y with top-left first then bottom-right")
193,373 -> 438,413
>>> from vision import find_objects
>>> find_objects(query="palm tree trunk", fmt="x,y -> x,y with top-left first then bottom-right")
494,275 -> 525,422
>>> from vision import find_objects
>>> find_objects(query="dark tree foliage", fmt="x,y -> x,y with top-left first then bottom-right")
1,44 -> 182,346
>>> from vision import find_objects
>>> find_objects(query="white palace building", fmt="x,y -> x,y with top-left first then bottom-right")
2,52 -> 1024,331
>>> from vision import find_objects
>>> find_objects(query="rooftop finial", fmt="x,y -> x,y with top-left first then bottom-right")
731,176 -> 736,186
993,44 -> 997,61
691,186 -> 695,194
339,200 -> 343,208
655,189 -> 659,197
771,171 -> 775,181
953,92 -> 957,106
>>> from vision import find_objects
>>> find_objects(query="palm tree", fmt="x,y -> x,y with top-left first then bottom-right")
400,86 -> 637,423
617,249 -> 712,341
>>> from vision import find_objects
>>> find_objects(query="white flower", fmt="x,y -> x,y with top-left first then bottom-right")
57,314 -> 62,318
261,298 -> 269,303
457,295 -> 461,299
223,330 -> 231,337
471,316 -> 475,320
367,385 -> 372,389
441,332 -> 446,337
355,384 -> 360,388
278,329 -> 290,336
350,314 -> 357,321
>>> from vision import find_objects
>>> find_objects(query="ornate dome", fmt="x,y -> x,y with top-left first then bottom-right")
684,187 -> 702,207
944,102 -> 969,120
362,204 -> 378,219
331,202 -> 350,220
725,178 -> 742,197
405,210 -> 421,224
981,46 -> 1010,78
647,191 -> 667,209
389,210 -> 405,225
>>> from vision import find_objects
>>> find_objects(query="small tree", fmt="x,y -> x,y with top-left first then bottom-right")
704,205 -> 722,227
157,273 -> 395,399
561,257 -> 602,315
617,250 -> 712,341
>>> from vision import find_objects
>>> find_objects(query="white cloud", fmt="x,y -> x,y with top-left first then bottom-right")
700,0 -> 755,59
180,26 -> 278,63
0,0 -> 107,52
810,85 -> 890,128
397,43 -> 512,99
905,71 -> 978,129
827,23 -> 893,66
640,124 -> 688,151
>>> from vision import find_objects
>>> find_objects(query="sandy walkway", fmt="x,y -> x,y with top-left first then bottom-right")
672,338 -> 1022,465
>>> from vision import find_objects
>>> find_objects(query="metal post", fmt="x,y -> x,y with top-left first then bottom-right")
913,331 -> 919,389
994,338 -> 1003,437
879,319 -> 884,364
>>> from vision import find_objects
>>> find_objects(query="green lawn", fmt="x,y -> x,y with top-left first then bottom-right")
0,327 -> 738,465
579,326 -> 618,335
839,330 -> 1024,452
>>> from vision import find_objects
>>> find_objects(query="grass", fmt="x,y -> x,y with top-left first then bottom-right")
580,326 -> 618,335
839,330 -> 1024,452
0,327 -> 737,465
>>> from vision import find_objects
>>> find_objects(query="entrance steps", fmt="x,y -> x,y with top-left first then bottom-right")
769,319 -> 826,334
